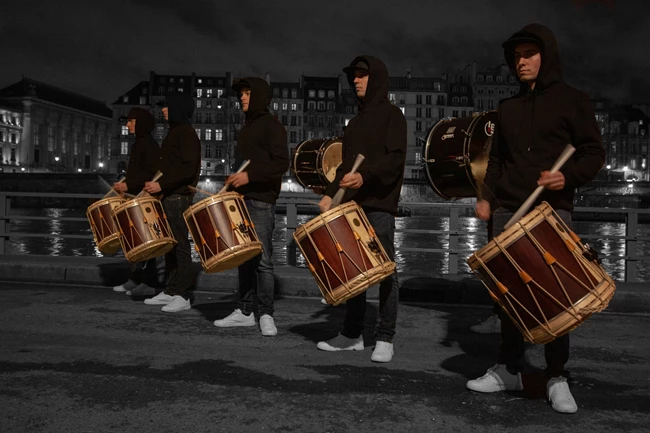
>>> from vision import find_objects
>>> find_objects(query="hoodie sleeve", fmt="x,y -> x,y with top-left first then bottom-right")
126,137 -> 160,194
246,120 -> 289,184
158,128 -> 201,193
560,94 -> 605,189
356,109 -> 407,187
479,110 -> 505,205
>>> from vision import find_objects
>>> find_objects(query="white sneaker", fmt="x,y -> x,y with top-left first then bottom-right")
371,341 -> 394,363
113,280 -> 137,292
317,334 -> 364,351
161,296 -> 191,313
466,364 -> 524,393
470,314 -> 501,334
213,309 -> 255,327
144,292 -> 175,305
547,376 -> 578,414
259,314 -> 277,336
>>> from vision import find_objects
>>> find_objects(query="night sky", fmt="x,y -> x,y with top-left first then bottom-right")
1,0 -> 646,104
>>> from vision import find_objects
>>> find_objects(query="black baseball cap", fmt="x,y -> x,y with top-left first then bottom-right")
342,60 -> 369,75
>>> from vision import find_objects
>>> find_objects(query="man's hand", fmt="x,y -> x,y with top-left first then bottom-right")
318,196 -> 332,214
113,182 -> 128,193
475,199 -> 491,221
537,171 -> 565,190
227,172 -> 249,188
144,181 -> 161,194
339,173 -> 363,189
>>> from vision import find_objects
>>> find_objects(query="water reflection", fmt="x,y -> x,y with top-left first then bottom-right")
6,207 -> 648,282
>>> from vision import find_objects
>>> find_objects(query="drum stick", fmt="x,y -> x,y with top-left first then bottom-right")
218,160 -> 251,195
102,177 -> 126,199
504,144 -> 575,230
136,171 -> 163,198
189,185 -> 214,197
331,154 -> 365,208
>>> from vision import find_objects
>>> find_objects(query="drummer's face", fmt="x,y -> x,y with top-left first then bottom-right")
240,88 -> 251,112
126,119 -> 136,134
514,43 -> 541,85
161,107 -> 169,120
352,71 -> 369,98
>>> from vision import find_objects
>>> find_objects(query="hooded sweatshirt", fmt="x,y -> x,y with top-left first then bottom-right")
158,91 -> 201,196
480,23 -> 605,212
231,77 -> 289,204
124,107 -> 160,195
325,55 -> 407,215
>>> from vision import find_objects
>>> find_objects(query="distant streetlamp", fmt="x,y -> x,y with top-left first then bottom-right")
77,168 -> 82,173
606,164 -> 611,170
54,156 -> 60,173
20,167 -> 25,172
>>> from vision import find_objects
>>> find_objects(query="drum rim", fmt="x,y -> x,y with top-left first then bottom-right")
114,195 -> 160,213
293,201 -> 359,239
184,191 -> 243,218
88,196 -> 125,211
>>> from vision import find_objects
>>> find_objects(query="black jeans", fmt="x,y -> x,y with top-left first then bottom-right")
162,194 -> 193,298
238,199 -> 276,317
341,210 -> 399,343
129,256 -> 165,287
492,207 -> 571,377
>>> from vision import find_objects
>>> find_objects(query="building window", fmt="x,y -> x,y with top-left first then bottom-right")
272,102 -> 278,111
217,89 -> 224,98
328,116 -> 334,127
120,141 -> 128,155
509,76 -> 516,83
307,101 -> 316,110
416,121 -> 422,132
205,129 -> 212,141
205,145 -> 212,158
452,110 -> 459,117
121,125 -> 129,136
291,116 -> 297,126
290,131 -> 297,143
207,89 -> 213,97
273,88 -> 280,97
327,90 -> 335,98
215,129 -> 223,141
497,76 -> 504,83
196,100 -> 202,108
478,88 -> 484,94
426,108 -> 432,118
205,100 -> 212,109
477,75 -> 484,82
438,108 -> 445,118
488,100 -> 495,110
416,95 -> 422,105
317,116 -> 324,127
282,103 -> 288,111
61,130 -> 67,153
122,96 -> 129,103
452,97 -> 460,105
308,90 -> 316,98
416,108 -> 422,118
318,90 -> 325,98
477,99 -> 484,110
282,88 -> 289,98
195,128 -> 201,139
291,89 -> 298,98
156,126 -> 164,139
48,126 -> 55,151
437,95 -> 445,105
291,103 -> 297,111
461,96 -> 468,104
389,93 -> 396,103
327,102 -> 335,111
33,124 -> 41,146
486,76 -> 493,82
426,95 -> 432,105
317,101 -> 325,110
400,107 -> 405,115
196,89 -> 203,97
434,82 -> 441,91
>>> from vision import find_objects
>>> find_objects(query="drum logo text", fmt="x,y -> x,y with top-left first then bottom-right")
441,126 -> 456,141
484,121 -> 495,137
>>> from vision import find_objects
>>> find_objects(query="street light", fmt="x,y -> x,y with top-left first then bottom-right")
606,164 -> 611,169
98,162 -> 104,168
77,168 -> 82,173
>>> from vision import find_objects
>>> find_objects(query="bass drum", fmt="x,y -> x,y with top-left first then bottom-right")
422,111 -> 496,199
292,137 -> 343,190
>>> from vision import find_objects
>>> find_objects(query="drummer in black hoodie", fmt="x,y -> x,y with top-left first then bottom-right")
112,107 -> 162,295
213,77 -> 289,336
467,24 -> 605,414
143,91 -> 201,313
316,56 -> 407,363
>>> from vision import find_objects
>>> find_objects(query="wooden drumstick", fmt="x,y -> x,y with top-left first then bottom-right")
331,154 -> 365,208
218,160 -> 251,194
189,185 -> 214,197
504,144 -> 576,230
102,177 -> 126,199
136,171 -> 163,198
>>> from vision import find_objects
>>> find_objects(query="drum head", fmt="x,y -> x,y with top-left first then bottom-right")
321,139 -> 342,182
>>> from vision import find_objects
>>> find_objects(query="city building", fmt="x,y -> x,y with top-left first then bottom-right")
0,77 -> 113,173
0,99 -> 23,172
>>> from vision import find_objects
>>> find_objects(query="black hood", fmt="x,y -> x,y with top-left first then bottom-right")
126,107 -> 155,137
165,91 -> 194,125
344,55 -> 389,109
502,23 -> 563,91
232,77 -> 271,121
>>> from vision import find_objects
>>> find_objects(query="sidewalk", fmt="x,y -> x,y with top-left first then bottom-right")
0,254 -> 648,313
1,284 -> 649,433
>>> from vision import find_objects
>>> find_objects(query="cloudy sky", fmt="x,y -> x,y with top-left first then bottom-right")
1,0 -> 646,104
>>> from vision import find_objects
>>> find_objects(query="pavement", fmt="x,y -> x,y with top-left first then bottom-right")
0,254 -> 648,313
0,283 -> 649,433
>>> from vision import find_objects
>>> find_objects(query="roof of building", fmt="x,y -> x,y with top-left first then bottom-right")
0,98 -> 23,112
0,77 -> 112,118
112,81 -> 149,105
